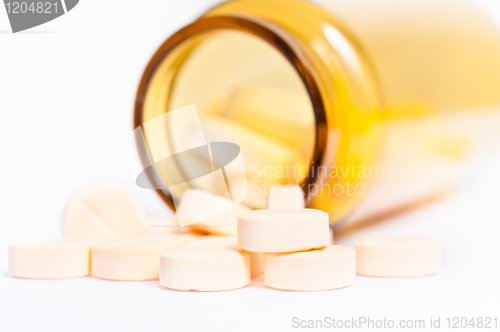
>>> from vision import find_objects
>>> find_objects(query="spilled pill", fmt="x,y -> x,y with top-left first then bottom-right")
264,245 -> 355,291
355,236 -> 441,277
176,189 -> 251,236
9,238 -> 91,279
140,215 -> 206,239
237,209 -> 329,253
185,235 -> 264,276
91,237 -> 180,281
63,184 -> 147,242
159,246 -> 251,291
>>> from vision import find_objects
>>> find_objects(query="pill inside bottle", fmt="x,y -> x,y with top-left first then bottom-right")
136,30 -> 315,211
134,0 -> 500,225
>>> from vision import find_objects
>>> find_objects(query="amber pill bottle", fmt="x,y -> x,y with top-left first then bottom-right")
134,0 -> 500,224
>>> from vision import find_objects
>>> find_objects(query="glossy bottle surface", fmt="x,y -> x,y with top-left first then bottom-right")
135,0 -> 500,224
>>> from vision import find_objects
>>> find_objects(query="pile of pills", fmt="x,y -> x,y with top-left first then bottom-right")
8,183 -> 441,291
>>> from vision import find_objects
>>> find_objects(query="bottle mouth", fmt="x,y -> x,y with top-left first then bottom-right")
134,15 -> 329,210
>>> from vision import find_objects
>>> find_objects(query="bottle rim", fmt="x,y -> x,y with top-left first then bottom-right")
134,15 -> 329,210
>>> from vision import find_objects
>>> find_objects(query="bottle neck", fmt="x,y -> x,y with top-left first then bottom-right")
135,0 -> 382,216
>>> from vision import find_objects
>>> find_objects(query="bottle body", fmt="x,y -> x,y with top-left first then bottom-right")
135,0 -> 500,224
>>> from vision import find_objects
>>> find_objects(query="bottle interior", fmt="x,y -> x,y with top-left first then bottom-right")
161,30 -> 315,208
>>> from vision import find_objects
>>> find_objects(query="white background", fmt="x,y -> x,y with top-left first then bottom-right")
1,1 -> 499,331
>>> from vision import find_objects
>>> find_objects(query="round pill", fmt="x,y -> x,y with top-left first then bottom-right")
176,189 -> 251,236
264,245 -> 355,291
355,237 -> 441,277
91,237 -> 179,281
267,184 -> 305,209
9,238 -> 91,279
185,236 -> 264,276
237,209 -> 329,252
159,246 -> 250,291
63,184 -> 147,242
